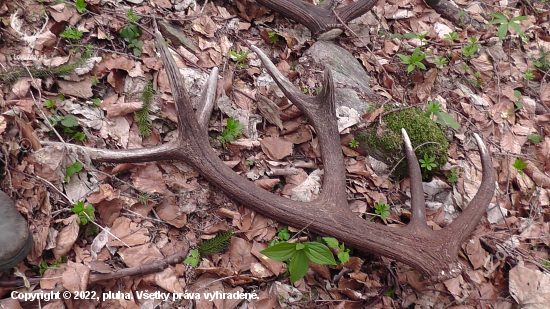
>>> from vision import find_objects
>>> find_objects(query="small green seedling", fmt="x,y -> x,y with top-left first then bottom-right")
349,139 -> 359,148
44,98 -> 56,109
425,101 -> 460,129
419,154 -> 437,171
446,170 -> 459,183
183,250 -> 200,267
512,158 -> 528,175
60,26 -> 83,42
398,48 -> 426,73
523,69 -> 535,81
528,133 -> 542,144
261,241 -> 337,283
36,256 -> 67,276
227,50 -> 248,63
434,56 -> 448,68
488,12 -> 528,40
513,90 -> 522,109
444,31 -> 459,42
75,0 -> 86,14
128,39 -> 144,57
461,37 -> 480,58
322,237 -> 350,264
65,161 -> 83,183
71,200 -> 95,225
218,117 -> 243,143
126,8 -> 140,23
268,31 -> 279,44
374,201 -> 390,222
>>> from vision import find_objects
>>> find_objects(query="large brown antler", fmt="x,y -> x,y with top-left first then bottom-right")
255,0 -> 378,39
42,28 -> 494,281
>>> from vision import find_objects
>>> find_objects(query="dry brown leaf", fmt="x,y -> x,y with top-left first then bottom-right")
156,196 -> 187,228
62,261 -> 90,293
154,268 -> 184,294
102,95 -> 143,118
108,217 -> 150,247
251,242 -> 284,276
228,237 -> 255,272
413,68 -> 437,101
53,214 -> 79,259
500,132 -> 522,154
57,77 -> 94,99
11,78 -> 31,98
525,163 -> 550,189
41,263 -> 67,289
260,137 -> 293,160
191,15 -> 218,38
254,178 -> 280,190
131,164 -> 168,195
118,244 -> 164,268
509,261 -> 550,308
465,237 -> 488,270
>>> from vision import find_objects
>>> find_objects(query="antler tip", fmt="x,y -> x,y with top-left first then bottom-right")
401,128 -> 412,151
473,133 -> 488,156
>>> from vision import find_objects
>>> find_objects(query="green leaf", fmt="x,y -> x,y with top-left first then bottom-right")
337,251 -> 350,264
278,228 -> 290,241
322,237 -> 339,248
416,62 -> 426,70
65,161 -> 83,182
407,64 -> 415,73
403,33 -> 418,39
510,15 -> 528,22
497,24 -> 508,40
303,242 -> 337,265
190,249 -> 199,258
61,115 -> 79,128
73,132 -> 85,141
289,250 -> 309,283
489,12 -> 508,24
75,0 -> 87,13
508,22 -> 523,34
435,111 -> 460,129
512,158 -> 528,171
260,242 -> 297,261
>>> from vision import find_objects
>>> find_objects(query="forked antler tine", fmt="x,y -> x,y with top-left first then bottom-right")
401,129 -> 428,229
251,45 -> 347,204
446,133 -> 495,240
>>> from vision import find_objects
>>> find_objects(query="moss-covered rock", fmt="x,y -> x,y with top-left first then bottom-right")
355,107 -> 449,179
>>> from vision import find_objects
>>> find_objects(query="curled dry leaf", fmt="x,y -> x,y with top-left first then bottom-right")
53,214 -> 79,259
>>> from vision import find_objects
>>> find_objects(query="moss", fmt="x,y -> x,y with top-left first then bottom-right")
355,107 -> 449,179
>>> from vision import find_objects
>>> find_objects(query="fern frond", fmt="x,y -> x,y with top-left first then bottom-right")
135,81 -> 153,137
199,229 -> 233,256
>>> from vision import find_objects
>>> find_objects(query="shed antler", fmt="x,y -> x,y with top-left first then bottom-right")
255,0 -> 378,38
43,30 -> 495,281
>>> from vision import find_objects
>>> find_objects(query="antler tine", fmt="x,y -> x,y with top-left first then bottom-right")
251,45 -> 347,205
401,129 -> 428,230
197,67 -> 219,129
250,46 -> 315,110
446,133 -> 495,241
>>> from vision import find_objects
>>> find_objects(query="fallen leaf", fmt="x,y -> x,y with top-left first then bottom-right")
260,137 -> 293,160
509,261 -> 550,308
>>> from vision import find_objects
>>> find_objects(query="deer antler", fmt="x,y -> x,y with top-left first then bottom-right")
255,0 -> 378,39
42,28 -> 495,282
